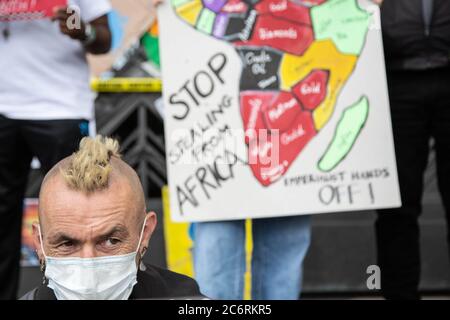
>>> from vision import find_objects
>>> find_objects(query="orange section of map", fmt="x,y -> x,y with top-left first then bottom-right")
279,40 -> 357,130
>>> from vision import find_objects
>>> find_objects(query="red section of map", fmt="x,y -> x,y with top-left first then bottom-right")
240,91 -> 277,144
0,0 -> 67,21
255,0 -> 311,25
221,0 -> 248,13
241,90 -> 317,186
234,14 -> 314,56
262,91 -> 302,132
276,110 -> 316,175
292,70 -> 329,111
249,110 -> 317,186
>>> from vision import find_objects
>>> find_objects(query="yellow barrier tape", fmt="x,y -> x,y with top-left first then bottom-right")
91,78 -> 162,93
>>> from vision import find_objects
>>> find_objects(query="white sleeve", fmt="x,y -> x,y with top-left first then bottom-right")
71,0 -> 112,22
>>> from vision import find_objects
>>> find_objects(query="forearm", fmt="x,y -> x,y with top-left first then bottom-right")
84,22 -> 111,55
53,7 -> 112,55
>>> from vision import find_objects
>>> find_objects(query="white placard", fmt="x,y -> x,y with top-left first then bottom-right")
159,0 -> 401,222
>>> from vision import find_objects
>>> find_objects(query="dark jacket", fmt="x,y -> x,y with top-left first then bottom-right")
381,0 -> 450,70
20,264 -> 203,300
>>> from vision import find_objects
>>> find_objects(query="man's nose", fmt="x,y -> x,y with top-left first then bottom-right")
79,245 -> 97,258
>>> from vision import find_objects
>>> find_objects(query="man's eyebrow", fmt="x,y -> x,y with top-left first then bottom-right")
46,225 -> 130,244
47,232 -> 79,245
95,225 -> 130,241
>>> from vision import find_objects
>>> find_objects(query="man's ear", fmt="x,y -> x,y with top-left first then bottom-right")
140,211 -> 157,254
32,222 -> 44,261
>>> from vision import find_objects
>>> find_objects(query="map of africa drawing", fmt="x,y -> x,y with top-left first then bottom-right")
159,0 -> 401,222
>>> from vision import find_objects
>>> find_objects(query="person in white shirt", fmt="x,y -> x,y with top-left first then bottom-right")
0,0 -> 112,299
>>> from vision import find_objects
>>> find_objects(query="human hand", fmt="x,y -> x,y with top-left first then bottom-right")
52,6 -> 86,41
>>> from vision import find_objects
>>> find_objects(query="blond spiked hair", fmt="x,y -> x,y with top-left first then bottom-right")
62,136 -> 121,193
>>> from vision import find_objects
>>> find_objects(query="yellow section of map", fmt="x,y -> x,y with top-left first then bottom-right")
280,40 -> 358,130
176,0 -> 203,26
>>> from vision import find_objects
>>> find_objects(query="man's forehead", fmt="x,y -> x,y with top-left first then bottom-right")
39,176 -> 139,228
38,152 -> 146,230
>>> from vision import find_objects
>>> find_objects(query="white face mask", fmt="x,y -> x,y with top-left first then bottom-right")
38,217 -> 147,300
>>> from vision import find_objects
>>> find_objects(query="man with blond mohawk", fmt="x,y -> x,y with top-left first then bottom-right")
21,136 -> 202,300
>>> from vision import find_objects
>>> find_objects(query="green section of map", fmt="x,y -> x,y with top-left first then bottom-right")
171,0 -> 192,8
196,8 -> 216,34
318,96 -> 369,172
311,0 -> 371,55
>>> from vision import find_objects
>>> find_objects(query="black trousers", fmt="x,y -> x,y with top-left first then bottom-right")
376,67 -> 450,300
0,115 -> 88,300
